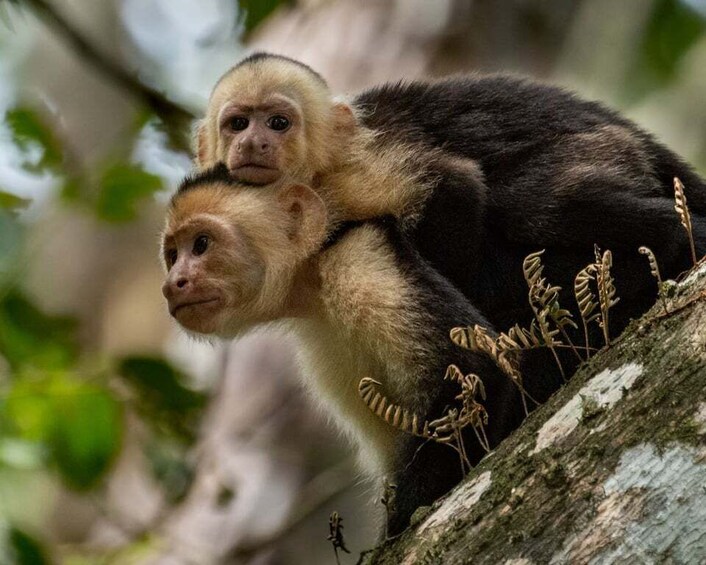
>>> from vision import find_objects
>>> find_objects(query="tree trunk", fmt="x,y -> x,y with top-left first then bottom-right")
360,264 -> 706,564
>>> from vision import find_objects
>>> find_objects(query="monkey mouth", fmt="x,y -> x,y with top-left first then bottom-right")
170,297 -> 221,317
233,164 -> 281,185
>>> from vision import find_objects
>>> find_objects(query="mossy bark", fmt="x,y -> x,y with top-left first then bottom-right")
359,265 -> 706,565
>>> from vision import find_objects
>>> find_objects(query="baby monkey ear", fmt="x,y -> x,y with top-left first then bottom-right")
277,183 -> 329,254
193,120 -> 211,168
332,102 -> 357,136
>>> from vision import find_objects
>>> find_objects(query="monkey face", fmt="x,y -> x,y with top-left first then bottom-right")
196,59 -> 357,186
216,93 -> 305,185
162,178 -> 329,337
161,208 -> 265,335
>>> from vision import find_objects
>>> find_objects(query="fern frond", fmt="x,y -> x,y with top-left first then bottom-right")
674,177 -> 697,265
358,378 -> 430,437
595,249 -> 619,346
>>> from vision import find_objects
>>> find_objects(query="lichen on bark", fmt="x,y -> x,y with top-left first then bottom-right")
359,265 -> 706,565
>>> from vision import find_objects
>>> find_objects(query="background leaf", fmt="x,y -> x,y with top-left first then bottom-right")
0,289 -> 78,371
0,190 -> 31,211
8,527 -> 50,565
238,0 -> 287,35
49,383 -> 122,490
5,107 -> 63,173
5,375 -> 122,489
117,355 -> 207,442
95,163 -> 163,222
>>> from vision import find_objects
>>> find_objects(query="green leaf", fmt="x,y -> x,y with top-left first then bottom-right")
95,163 -> 163,223
8,526 -> 50,565
0,191 -> 30,212
0,289 -> 78,371
5,107 -> 63,173
0,211 -> 25,284
626,0 -> 706,100
117,356 -> 206,441
5,375 -> 123,490
49,383 -> 122,490
238,0 -> 286,35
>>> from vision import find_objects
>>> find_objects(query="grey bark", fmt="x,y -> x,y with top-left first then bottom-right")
360,264 -> 706,565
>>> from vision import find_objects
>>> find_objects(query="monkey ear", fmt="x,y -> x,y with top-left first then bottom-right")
332,102 -> 357,136
193,120 -> 209,167
278,183 -> 329,254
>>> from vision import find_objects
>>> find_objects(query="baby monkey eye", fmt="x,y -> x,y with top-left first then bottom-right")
228,117 -> 249,131
193,235 -> 209,256
267,115 -> 290,131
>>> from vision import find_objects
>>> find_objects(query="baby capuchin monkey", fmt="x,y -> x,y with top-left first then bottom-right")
161,164 -> 525,536
196,53 -> 706,400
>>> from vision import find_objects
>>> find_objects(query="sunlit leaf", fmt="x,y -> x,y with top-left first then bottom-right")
95,163 -> 163,222
8,526 -> 50,565
117,356 -> 206,441
0,289 -> 78,371
238,0 -> 286,35
5,375 -> 123,490
5,107 -> 63,173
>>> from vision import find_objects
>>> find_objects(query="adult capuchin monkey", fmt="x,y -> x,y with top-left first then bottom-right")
161,165 -> 525,536
195,53 -> 706,401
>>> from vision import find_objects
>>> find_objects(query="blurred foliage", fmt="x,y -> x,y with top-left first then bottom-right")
238,0 -> 289,36
6,526 -> 50,565
0,290 -> 78,371
118,356 -> 207,442
95,163 -> 163,222
626,0 -> 706,101
0,191 -> 30,212
5,107 -> 63,174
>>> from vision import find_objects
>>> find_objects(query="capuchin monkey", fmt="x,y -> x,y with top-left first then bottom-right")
161,165 -> 525,536
196,53 -> 706,400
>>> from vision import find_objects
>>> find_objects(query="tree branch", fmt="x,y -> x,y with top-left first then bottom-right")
21,0 -> 195,148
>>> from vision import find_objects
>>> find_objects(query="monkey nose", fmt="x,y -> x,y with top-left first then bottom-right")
162,276 -> 189,299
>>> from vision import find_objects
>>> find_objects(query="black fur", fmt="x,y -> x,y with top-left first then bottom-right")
355,75 -> 706,402
230,52 -> 328,87
174,162 -> 233,200
350,218 -> 525,536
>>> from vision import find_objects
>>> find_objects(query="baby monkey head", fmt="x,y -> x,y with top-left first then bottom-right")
161,164 -> 328,337
196,52 -> 356,185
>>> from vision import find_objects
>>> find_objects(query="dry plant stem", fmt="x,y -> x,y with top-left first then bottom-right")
639,246 -> 669,313
596,250 -> 618,347
557,325 -> 584,363
674,177 -> 698,266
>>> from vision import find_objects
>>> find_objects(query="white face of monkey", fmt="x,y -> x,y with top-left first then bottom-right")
161,180 -> 328,337
195,58 -> 356,186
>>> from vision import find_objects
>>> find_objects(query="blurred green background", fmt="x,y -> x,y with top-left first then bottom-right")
0,0 -> 705,563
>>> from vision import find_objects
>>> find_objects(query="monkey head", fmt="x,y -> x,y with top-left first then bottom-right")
195,53 -> 356,185
161,165 -> 328,337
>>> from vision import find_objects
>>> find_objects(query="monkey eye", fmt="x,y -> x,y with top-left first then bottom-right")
228,117 -> 249,131
267,115 -> 290,132
193,235 -> 209,256
166,248 -> 178,268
